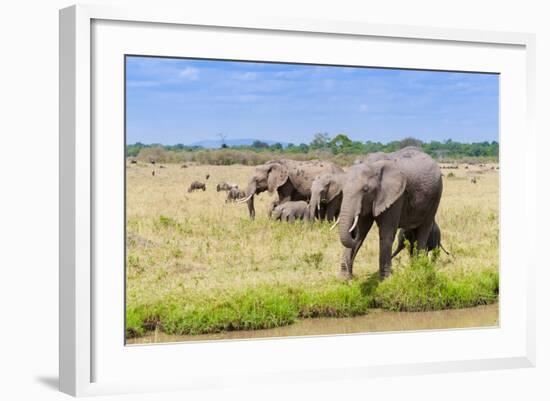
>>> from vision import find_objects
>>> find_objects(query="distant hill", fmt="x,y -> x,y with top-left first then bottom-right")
191,138 -> 290,149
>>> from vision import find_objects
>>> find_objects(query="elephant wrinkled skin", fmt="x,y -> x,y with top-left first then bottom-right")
391,221 -> 449,258
309,172 -> 347,221
239,159 -> 343,219
338,147 -> 443,280
270,200 -> 309,223
225,187 -> 246,203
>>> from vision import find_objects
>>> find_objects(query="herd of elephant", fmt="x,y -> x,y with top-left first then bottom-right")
192,147 -> 446,280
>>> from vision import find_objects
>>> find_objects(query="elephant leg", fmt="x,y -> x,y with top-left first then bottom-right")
339,216 -> 373,280
376,207 -> 401,279
428,224 -> 440,252
391,234 -> 405,259
247,197 -> 255,220
404,232 -> 417,257
288,212 -> 296,223
413,220 -> 434,253
281,210 -> 290,222
414,188 -> 442,253
326,201 -> 338,221
318,205 -> 327,220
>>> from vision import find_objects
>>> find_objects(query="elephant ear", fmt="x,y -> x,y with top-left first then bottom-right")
267,162 -> 289,193
373,161 -> 406,217
326,176 -> 342,203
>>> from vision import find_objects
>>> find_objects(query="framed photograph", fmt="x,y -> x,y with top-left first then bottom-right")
59,4 -> 536,396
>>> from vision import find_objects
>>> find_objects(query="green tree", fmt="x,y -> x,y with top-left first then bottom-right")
399,137 -> 423,149
252,140 -> 269,149
310,132 -> 331,149
329,134 -> 353,154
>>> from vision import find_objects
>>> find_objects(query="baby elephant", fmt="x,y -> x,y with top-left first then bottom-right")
187,181 -> 206,192
270,201 -> 309,223
391,222 -> 449,258
225,187 -> 246,203
216,181 -> 238,192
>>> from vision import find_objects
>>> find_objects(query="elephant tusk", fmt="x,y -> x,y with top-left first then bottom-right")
317,202 -> 321,211
348,215 -> 359,233
236,193 -> 254,204
330,217 -> 340,231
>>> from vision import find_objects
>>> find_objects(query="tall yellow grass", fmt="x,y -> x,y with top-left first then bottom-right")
125,162 -> 499,336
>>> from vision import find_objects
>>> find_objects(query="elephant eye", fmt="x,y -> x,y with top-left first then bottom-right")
363,184 -> 370,192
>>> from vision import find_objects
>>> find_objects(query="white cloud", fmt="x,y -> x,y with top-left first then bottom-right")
235,72 -> 258,81
179,67 -> 199,80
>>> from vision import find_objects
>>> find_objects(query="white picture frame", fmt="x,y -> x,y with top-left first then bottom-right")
59,4 -> 536,397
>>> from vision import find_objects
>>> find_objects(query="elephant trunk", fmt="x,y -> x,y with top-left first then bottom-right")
339,198 -> 361,248
244,182 -> 257,219
309,192 -> 320,220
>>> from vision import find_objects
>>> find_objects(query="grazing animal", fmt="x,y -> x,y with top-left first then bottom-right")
270,201 -> 309,223
205,174 -> 210,180
151,170 -> 155,176
216,182 -> 238,192
130,160 -> 137,164
268,199 -> 281,218
181,164 -> 188,168
238,159 -> 343,219
150,159 -> 156,165
309,172 -> 347,221
391,222 -> 449,258
338,147 -> 442,280
159,165 -> 165,169
470,177 -> 477,184
188,181 -> 206,192
225,187 -> 246,203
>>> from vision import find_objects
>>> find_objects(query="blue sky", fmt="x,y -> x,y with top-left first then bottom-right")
126,56 -> 499,145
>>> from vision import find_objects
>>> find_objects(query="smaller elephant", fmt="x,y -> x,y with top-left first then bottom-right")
216,181 -> 238,192
226,187 -> 246,203
270,201 -> 309,223
309,172 -> 347,221
188,181 -> 206,192
391,222 -> 449,258
268,199 -> 281,218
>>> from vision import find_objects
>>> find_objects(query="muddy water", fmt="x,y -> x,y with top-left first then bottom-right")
127,303 -> 498,345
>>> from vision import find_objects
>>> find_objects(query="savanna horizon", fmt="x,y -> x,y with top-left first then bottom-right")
125,156 -> 499,341
126,136 -> 499,167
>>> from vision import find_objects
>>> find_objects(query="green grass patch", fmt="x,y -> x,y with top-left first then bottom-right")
372,253 -> 498,311
125,282 -> 373,338
126,254 -> 499,338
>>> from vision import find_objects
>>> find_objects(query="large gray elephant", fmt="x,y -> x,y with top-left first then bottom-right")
309,172 -> 347,221
238,159 -> 343,219
338,147 -> 443,280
